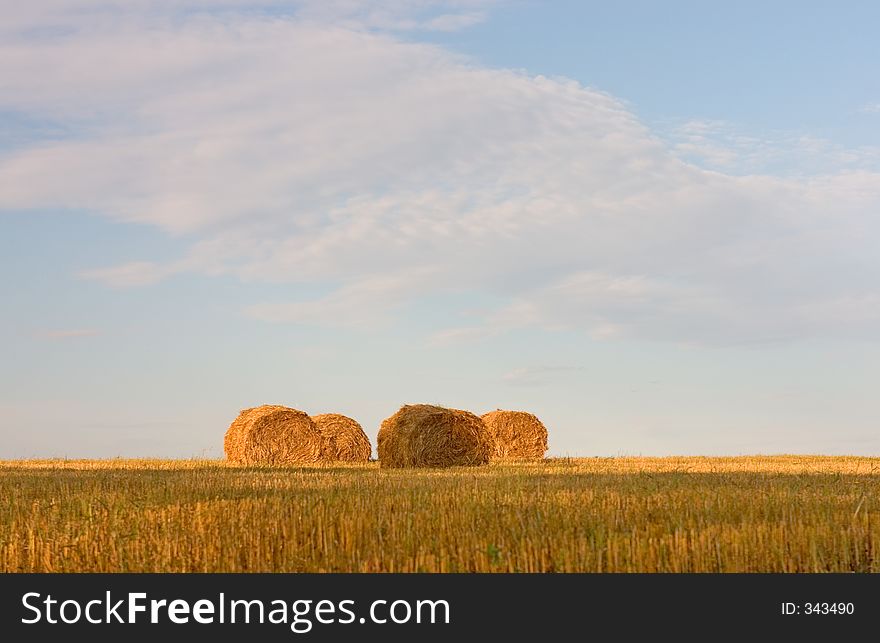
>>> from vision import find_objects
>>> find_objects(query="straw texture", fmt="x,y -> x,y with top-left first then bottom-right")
481,409 -> 548,460
377,404 -> 490,468
224,405 -> 323,466
312,413 -> 372,462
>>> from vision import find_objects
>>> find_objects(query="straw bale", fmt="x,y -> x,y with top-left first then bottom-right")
481,409 -> 548,460
312,413 -> 372,462
377,404 -> 490,468
224,405 -> 323,465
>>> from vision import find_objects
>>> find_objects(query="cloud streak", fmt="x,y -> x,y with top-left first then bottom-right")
502,366 -> 583,387
37,329 -> 100,340
666,119 -> 880,175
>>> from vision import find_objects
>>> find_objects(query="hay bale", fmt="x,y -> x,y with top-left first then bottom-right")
481,410 -> 548,460
377,404 -> 490,468
312,413 -> 372,462
224,405 -> 323,465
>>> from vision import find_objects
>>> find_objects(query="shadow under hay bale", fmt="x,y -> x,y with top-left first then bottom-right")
312,413 -> 372,462
224,405 -> 323,466
481,409 -> 548,461
377,404 -> 490,468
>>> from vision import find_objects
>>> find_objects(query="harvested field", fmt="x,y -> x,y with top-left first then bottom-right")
1,456 -> 878,572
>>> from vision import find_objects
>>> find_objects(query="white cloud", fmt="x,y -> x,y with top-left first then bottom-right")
420,11 -> 486,31
502,366 -> 582,386
244,271 -> 432,326
37,329 -> 100,340
2,1 -> 880,344
665,119 -> 880,175
292,1 -> 494,31
79,261 -> 173,288
428,326 -> 495,345
858,103 -> 880,114
0,1 -> 495,35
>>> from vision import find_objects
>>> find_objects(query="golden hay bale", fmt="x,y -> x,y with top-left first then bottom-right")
377,404 -> 490,468
481,409 -> 548,460
312,413 -> 372,462
224,405 -> 323,466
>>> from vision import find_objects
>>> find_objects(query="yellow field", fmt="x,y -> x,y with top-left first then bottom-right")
1,456 -> 878,572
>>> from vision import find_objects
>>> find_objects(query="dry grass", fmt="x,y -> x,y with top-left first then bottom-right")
377,404 -> 490,468
312,414 -> 372,462
481,410 -> 548,460
1,455 -> 878,572
224,405 -> 323,466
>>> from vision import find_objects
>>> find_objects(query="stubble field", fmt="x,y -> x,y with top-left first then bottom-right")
1,456 -> 878,572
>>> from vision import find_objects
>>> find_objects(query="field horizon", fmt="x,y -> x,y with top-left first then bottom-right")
3,455 -> 878,573
3,453 -> 878,470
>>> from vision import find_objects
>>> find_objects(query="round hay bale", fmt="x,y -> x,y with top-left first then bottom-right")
481,409 -> 548,460
312,413 -> 372,462
224,405 -> 323,466
377,404 -> 490,468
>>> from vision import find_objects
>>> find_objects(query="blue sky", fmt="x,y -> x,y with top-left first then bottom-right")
1,1 -> 879,458
434,1 -> 880,144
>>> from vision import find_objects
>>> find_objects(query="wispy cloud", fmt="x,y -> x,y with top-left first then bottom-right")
79,261 -> 173,288
0,1 -> 497,35
2,1 -> 880,347
420,11 -> 487,31
502,366 -> 582,386
665,119 -> 880,175
428,326 -> 495,346
37,329 -> 99,340
291,0 -> 495,32
244,272 -> 433,327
